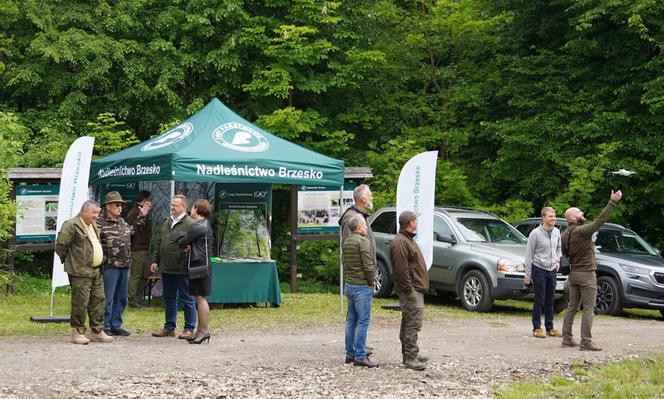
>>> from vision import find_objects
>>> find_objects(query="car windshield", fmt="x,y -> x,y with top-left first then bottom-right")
595,229 -> 659,256
456,218 -> 527,243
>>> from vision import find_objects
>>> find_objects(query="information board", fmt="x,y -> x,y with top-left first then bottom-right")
297,182 -> 355,234
15,185 -> 60,243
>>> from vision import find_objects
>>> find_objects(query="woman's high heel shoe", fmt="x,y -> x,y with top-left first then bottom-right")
188,332 -> 210,344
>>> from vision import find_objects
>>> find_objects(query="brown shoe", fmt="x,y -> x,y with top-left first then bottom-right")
353,357 -> 379,368
178,330 -> 194,340
533,328 -> 546,338
152,329 -> 175,337
580,341 -> 602,351
88,330 -> 113,343
562,338 -> 579,347
547,328 -> 562,337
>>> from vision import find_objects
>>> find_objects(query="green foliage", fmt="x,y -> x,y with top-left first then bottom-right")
2,0 -> 664,282
0,112 -> 29,252
87,112 -> 139,157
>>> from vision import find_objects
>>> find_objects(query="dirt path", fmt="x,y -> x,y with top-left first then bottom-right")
0,313 -> 660,398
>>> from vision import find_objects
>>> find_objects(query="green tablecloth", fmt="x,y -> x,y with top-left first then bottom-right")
207,260 -> 282,307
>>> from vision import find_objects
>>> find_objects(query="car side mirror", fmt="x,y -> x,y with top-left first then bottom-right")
436,233 -> 457,244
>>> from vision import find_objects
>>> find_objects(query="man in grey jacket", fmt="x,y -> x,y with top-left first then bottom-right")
523,206 -> 562,339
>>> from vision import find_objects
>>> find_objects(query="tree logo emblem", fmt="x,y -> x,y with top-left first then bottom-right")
212,122 -> 269,152
141,122 -> 193,152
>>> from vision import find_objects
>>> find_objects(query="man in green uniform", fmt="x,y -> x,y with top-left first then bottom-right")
127,190 -> 152,308
55,200 -> 113,344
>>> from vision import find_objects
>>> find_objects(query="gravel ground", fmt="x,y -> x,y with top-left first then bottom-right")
0,313 -> 660,398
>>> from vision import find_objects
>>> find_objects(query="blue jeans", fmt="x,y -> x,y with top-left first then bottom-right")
102,267 -> 129,331
161,273 -> 196,331
344,283 -> 373,359
532,266 -> 557,330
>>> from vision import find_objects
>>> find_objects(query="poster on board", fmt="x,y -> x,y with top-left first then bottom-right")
297,182 -> 355,234
15,185 -> 60,243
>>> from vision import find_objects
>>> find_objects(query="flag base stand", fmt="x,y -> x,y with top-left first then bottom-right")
381,303 -> 401,311
30,316 -> 70,323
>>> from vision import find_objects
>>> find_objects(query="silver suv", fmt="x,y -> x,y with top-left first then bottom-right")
369,206 -> 568,312
513,218 -> 664,317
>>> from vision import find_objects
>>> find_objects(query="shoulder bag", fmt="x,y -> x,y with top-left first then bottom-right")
559,227 -> 574,276
187,235 -> 210,280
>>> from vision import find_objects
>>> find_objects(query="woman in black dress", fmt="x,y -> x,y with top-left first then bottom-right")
179,199 -> 213,344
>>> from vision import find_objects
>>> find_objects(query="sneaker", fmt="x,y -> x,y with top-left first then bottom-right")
547,328 -> 562,337
404,358 -> 427,370
562,339 -> 579,347
88,330 -> 113,343
71,329 -> 90,345
353,357 -> 379,368
580,341 -> 602,351
111,328 -> 131,337
533,328 -> 546,338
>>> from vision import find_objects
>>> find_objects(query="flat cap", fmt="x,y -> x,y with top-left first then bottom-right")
398,210 -> 419,226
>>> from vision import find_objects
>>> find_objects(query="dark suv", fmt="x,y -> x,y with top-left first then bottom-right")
513,218 -> 664,317
368,206 -> 567,312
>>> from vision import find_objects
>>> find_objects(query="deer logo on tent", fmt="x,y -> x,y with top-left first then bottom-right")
141,122 -> 193,152
213,122 -> 270,152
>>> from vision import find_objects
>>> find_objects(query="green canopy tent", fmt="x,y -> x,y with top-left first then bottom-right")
90,98 -> 345,295
90,98 -> 344,186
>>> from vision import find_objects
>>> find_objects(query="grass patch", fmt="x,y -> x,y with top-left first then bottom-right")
497,355 -> 664,398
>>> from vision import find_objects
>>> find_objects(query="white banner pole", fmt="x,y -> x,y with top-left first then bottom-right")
339,185 -> 344,313
396,151 -> 438,269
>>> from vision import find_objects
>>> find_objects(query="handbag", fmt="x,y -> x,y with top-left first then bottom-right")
187,235 -> 210,280
559,227 -> 574,276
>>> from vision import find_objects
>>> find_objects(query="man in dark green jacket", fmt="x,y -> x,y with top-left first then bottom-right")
561,190 -> 622,351
342,215 -> 377,368
55,200 -> 113,345
150,194 -> 196,339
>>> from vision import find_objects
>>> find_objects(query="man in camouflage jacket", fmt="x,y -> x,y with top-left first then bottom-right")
96,191 -> 149,336
55,200 -> 113,344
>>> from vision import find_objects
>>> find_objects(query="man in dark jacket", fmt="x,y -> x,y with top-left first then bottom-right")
342,215 -> 378,368
150,194 -> 196,339
390,211 -> 429,370
561,190 -> 622,351
126,190 -> 152,308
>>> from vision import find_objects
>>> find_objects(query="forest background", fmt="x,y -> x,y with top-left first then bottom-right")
1,0 -> 663,284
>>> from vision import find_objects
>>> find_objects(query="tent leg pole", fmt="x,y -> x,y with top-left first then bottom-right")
289,185 -> 297,294
170,180 -> 175,197
339,185 -> 344,313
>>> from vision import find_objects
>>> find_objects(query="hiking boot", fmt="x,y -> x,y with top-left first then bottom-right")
353,357 -> 379,368
533,328 -> 546,338
71,329 -> 90,345
580,341 -> 602,351
111,328 -> 131,337
88,330 -> 113,343
152,329 -> 175,337
562,338 -> 579,347
404,358 -> 427,370
547,328 -> 562,337
417,355 -> 429,363
345,356 -> 353,364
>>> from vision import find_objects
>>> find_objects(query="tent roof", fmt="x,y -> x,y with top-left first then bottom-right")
90,98 -> 344,186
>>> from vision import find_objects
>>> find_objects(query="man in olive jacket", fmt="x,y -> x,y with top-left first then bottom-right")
342,216 -> 377,368
561,190 -> 622,351
55,200 -> 113,345
389,211 -> 429,370
150,195 -> 196,339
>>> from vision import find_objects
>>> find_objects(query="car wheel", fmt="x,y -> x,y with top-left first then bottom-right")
373,259 -> 393,298
459,270 -> 493,312
596,276 -> 623,316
